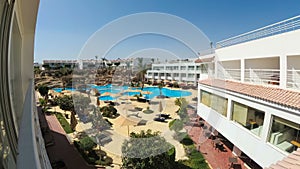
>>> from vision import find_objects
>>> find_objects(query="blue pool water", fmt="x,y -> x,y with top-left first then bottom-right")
99,95 -> 116,101
52,88 -> 76,93
52,84 -> 191,101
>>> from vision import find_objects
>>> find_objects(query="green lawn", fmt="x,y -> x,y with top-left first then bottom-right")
54,112 -> 73,133
177,135 -> 210,169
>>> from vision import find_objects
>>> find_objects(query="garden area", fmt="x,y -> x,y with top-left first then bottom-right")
74,135 -> 113,166
54,112 -> 73,134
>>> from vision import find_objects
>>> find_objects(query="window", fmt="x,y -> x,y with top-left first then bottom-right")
231,102 -> 265,137
166,66 -> 171,70
211,95 -> 228,116
268,116 -> 300,153
188,74 -> 194,78
200,90 -> 211,107
200,91 -> 228,116
188,66 -> 194,70
180,66 -> 186,70
0,0 -> 18,168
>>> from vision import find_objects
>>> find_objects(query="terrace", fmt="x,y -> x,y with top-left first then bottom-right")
216,56 -> 300,90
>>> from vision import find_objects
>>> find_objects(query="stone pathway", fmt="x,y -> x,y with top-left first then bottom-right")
42,111 -> 103,169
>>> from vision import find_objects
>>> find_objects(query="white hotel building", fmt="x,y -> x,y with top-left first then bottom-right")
197,16 -> 300,168
146,55 -> 215,86
0,0 -> 51,168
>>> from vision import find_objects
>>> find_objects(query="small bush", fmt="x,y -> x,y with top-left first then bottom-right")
169,119 -> 184,132
180,135 -> 194,146
143,109 -> 154,114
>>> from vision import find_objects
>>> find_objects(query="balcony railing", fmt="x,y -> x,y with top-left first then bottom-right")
287,69 -> 300,89
218,68 -> 281,86
245,69 -> 280,85
223,69 -> 241,81
17,80 -> 51,169
216,15 -> 300,48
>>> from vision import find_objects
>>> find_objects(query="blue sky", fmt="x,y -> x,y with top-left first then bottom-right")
34,0 -> 300,62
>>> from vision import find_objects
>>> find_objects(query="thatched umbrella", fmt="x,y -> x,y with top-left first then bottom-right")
118,116 -> 139,136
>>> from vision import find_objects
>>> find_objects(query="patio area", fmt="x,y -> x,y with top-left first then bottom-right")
185,110 -> 256,169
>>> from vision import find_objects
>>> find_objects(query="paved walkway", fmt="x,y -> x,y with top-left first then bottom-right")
186,111 -> 249,169
40,109 -> 104,169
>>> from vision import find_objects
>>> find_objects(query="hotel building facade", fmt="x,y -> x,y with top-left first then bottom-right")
146,56 -> 215,86
0,0 -> 51,168
197,15 -> 300,168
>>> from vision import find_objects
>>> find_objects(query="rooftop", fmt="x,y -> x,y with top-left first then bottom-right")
199,79 -> 300,110
265,148 -> 300,169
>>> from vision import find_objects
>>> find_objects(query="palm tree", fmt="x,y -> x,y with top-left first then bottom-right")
158,83 -> 163,96
38,85 -> 49,106
136,58 -> 149,90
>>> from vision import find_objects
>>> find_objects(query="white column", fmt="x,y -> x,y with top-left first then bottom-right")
179,73 -> 182,82
260,112 -> 272,142
226,98 -> 232,120
241,59 -> 245,82
280,55 -> 287,88
214,61 -> 219,78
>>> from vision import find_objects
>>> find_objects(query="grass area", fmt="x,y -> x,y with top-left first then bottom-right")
177,135 -> 210,169
54,112 -> 73,133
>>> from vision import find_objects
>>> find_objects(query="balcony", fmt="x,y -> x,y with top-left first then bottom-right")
17,80 -> 51,169
220,69 -> 281,86
244,69 -> 280,85
222,69 -> 241,81
287,69 -> 300,89
216,15 -> 300,48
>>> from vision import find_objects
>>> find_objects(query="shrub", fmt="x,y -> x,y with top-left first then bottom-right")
169,119 -> 184,132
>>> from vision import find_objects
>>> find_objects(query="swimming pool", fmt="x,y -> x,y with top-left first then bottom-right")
53,84 -> 192,101
52,88 -> 76,93
99,95 -> 116,101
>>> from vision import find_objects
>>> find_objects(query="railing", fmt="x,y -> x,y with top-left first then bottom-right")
223,69 -> 241,81
287,69 -> 300,89
216,15 -> 300,48
17,80 -> 51,169
245,69 -> 280,85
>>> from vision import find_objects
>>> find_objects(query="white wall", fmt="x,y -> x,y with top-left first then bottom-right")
197,84 -> 300,167
221,60 -> 240,69
245,57 -> 279,69
287,55 -> 300,69
216,29 -> 300,61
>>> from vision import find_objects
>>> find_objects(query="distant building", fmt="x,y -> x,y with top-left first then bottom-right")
42,60 -> 78,69
146,55 -> 214,86
34,62 -> 42,69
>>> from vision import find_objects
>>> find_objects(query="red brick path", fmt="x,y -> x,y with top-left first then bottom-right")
186,111 -> 248,169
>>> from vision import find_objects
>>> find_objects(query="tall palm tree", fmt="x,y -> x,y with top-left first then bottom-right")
136,58 -> 149,90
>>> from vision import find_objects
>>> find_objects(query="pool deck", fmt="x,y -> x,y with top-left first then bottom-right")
43,86 -> 198,169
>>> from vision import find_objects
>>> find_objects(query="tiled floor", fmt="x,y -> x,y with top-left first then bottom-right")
186,112 -> 248,169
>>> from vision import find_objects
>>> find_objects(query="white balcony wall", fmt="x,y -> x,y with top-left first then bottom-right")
221,60 -> 241,69
287,55 -> 300,69
216,29 -> 300,61
245,57 -> 279,69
